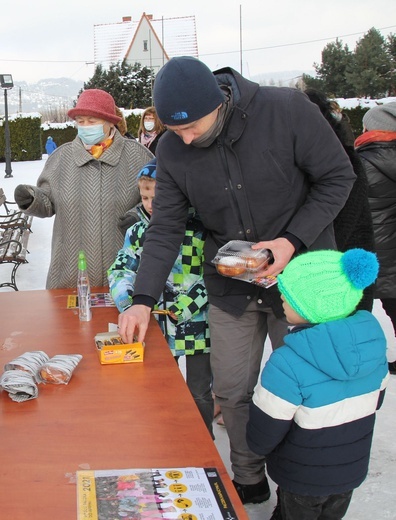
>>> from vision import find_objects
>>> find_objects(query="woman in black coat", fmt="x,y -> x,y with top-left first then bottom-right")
305,89 -> 375,311
355,101 -> 396,374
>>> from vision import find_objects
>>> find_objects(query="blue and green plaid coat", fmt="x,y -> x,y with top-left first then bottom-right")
108,205 -> 210,357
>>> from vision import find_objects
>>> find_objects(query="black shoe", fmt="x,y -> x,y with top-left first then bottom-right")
232,475 -> 271,504
389,361 -> 396,374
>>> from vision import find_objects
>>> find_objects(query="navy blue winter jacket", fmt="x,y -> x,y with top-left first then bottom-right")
247,310 -> 388,496
133,68 -> 356,317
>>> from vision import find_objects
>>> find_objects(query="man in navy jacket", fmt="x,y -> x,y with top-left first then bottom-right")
117,56 -> 356,505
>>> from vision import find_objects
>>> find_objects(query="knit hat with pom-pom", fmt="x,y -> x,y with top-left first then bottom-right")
277,249 -> 379,323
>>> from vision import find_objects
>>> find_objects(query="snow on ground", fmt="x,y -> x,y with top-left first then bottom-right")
1,158 -> 395,519
336,96 -> 396,110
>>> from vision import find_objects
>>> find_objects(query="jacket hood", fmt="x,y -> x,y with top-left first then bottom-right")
358,141 -> 396,183
214,66 -> 259,113
283,311 -> 386,381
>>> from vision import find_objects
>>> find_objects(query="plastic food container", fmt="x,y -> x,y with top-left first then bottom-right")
212,240 -> 276,288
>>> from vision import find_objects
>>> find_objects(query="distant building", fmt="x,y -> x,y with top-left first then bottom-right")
94,12 -> 198,76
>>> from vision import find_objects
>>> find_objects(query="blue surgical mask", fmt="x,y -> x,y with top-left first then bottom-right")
77,124 -> 106,145
144,121 -> 155,132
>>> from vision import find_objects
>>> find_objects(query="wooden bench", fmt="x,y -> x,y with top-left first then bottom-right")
0,188 -> 33,290
0,188 -> 33,230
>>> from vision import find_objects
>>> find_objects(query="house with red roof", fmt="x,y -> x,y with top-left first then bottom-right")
94,13 -> 199,75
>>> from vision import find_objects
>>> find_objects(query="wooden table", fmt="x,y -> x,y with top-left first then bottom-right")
0,288 -> 247,519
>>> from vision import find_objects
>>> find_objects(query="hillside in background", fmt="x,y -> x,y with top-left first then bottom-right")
252,69 -> 315,86
1,71 -> 313,117
0,77 -> 84,115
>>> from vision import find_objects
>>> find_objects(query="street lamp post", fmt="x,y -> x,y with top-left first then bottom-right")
0,74 -> 14,178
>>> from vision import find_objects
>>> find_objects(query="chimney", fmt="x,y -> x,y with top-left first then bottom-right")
146,14 -> 153,20
122,16 -> 132,22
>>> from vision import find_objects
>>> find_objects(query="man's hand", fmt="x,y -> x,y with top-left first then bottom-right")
118,305 -> 151,344
252,237 -> 295,276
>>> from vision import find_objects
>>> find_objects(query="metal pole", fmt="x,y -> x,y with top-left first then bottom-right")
4,89 -> 13,178
239,4 -> 243,75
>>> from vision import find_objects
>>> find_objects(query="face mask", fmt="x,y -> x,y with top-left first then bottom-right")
77,124 -> 106,145
331,111 -> 343,122
144,121 -> 155,132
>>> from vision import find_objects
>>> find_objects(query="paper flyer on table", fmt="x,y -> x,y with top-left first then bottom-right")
67,293 -> 116,309
77,466 -> 238,520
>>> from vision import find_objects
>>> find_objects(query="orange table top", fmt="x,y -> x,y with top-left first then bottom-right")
0,288 -> 247,519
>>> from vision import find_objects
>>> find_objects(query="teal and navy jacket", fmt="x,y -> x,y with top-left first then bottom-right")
108,205 -> 210,357
247,310 -> 388,496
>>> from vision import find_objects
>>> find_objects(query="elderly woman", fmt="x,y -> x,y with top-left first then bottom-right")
14,89 -> 153,289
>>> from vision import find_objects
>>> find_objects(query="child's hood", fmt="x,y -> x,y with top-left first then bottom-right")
282,310 -> 386,381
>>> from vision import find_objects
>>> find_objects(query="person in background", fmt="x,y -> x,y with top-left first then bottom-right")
247,248 -> 388,520
116,56 -> 356,505
115,106 -> 135,139
108,158 -> 213,436
305,88 -> 376,311
45,136 -> 57,155
13,89 -> 152,289
138,106 -> 166,155
355,102 -> 396,374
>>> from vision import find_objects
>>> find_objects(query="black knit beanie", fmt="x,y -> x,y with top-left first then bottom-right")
153,56 -> 225,126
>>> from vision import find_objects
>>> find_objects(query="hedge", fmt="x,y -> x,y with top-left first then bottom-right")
0,107 -> 370,163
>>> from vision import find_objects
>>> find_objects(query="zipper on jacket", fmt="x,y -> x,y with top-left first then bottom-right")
217,136 -> 247,238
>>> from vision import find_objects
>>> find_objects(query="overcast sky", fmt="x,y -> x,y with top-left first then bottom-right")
0,0 -> 394,84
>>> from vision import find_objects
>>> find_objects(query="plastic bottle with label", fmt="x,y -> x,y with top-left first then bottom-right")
77,250 -> 92,321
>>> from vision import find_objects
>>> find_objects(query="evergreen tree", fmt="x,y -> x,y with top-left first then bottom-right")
348,28 -> 391,98
301,73 -> 324,92
304,39 -> 355,97
80,61 -> 155,109
386,33 -> 396,95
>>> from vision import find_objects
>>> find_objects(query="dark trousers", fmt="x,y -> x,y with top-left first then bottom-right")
175,353 -> 214,438
279,488 -> 353,520
381,298 -> 396,335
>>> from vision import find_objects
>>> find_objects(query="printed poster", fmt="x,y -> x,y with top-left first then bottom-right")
77,467 -> 238,520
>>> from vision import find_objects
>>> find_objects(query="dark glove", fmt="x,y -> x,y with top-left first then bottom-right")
118,210 -> 139,235
14,185 -> 33,209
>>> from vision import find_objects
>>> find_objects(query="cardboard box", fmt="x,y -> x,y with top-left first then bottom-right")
94,332 -> 144,365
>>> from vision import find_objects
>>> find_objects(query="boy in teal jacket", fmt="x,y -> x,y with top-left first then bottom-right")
108,159 -> 213,435
247,249 -> 389,520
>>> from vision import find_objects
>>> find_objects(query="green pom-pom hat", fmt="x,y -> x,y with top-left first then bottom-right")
277,249 -> 379,323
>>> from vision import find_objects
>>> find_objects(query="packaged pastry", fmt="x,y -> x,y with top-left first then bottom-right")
0,369 -> 39,402
4,351 -> 50,382
212,240 -> 277,288
38,354 -> 82,384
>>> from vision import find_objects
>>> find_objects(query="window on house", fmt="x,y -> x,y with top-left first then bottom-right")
143,40 -> 148,52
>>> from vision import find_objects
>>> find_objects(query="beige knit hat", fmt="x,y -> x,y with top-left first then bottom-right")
363,102 -> 396,131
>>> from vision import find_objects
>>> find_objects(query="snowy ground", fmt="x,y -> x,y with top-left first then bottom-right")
1,158 -> 395,519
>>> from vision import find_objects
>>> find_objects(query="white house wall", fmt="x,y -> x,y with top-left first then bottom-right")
94,14 -> 198,75
125,17 -> 167,74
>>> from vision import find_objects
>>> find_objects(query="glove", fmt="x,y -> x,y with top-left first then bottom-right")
118,210 -> 139,235
14,185 -> 34,209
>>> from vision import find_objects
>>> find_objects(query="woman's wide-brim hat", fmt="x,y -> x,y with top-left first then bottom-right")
68,89 -> 121,125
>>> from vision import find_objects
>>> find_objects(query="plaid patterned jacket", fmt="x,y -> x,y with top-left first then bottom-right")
108,205 -> 210,356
